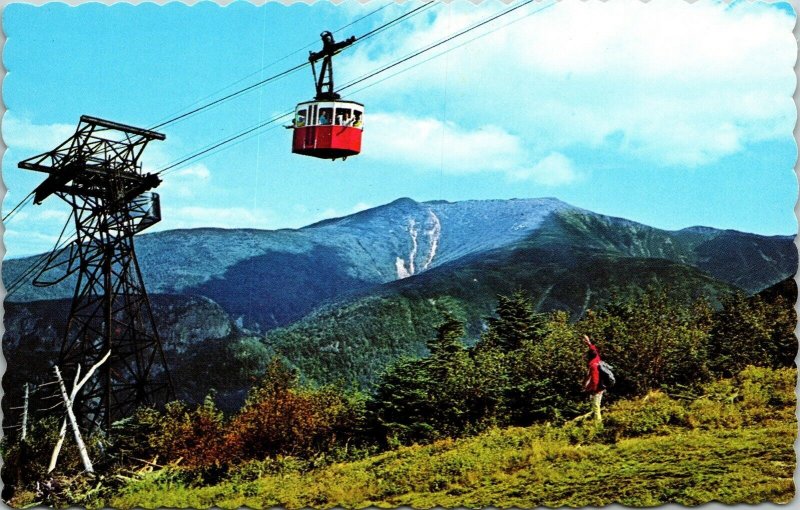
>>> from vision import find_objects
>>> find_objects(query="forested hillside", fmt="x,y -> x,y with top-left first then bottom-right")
3,284 -> 795,508
3,198 -> 796,408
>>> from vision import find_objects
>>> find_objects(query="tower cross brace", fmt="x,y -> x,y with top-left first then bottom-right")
18,115 -> 174,432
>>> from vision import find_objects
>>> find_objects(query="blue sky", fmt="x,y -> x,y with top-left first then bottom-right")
3,0 -> 797,258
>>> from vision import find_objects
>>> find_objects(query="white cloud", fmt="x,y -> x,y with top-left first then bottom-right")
164,205 -> 275,230
2,114 -> 75,153
343,0 -> 795,168
364,112 -> 579,185
351,202 -> 372,213
173,165 -> 211,181
365,113 -> 523,172
37,209 -> 70,222
3,229 -> 61,244
157,163 -> 213,198
3,228 -> 64,259
508,152 -> 580,186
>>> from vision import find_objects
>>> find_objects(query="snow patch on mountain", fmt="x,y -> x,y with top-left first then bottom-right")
395,218 -> 421,279
408,219 -> 418,275
423,210 -> 441,270
396,257 -> 411,279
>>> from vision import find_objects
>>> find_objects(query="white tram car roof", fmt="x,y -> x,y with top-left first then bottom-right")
295,100 -> 364,111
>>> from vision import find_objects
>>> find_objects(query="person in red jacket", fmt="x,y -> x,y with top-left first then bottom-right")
582,334 -> 604,422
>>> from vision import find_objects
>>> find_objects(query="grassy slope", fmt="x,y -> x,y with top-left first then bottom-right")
111,368 -> 796,509
113,425 -> 794,509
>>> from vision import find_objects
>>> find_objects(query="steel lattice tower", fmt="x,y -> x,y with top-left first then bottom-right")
19,115 -> 174,432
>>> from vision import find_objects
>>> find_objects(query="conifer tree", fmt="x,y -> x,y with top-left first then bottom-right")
370,357 -> 437,444
480,290 -> 545,352
709,292 -> 795,376
427,313 -> 465,358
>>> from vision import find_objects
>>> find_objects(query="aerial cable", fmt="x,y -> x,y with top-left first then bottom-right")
147,1 -> 393,130
6,252 -> 50,297
159,113 -> 294,177
354,1 -> 437,44
334,1 -> 396,35
163,114 -> 293,176
6,232 -> 75,298
148,1 -> 422,131
156,111 -> 291,175
149,62 -> 309,131
5,224 -> 76,298
5,216 -> 74,291
157,109 -> 295,176
6,2 -> 552,295
337,0 -> 551,95
154,0 -> 553,175
2,192 -> 35,223
343,0 -> 558,97
3,1 -> 412,297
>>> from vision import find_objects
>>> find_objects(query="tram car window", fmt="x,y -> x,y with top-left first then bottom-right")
318,108 -> 333,125
336,108 -> 352,125
295,110 -> 306,128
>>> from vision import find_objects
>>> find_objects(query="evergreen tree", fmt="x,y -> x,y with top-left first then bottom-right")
480,290 -> 546,352
370,357 -> 438,445
246,356 -> 298,405
763,295 -> 797,368
427,313 -> 466,358
518,311 -> 586,421
580,284 -> 712,395
709,292 -> 796,376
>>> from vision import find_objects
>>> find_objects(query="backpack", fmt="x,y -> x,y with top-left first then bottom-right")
598,361 -> 616,389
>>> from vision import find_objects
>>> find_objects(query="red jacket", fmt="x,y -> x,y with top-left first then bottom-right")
584,343 -> 602,393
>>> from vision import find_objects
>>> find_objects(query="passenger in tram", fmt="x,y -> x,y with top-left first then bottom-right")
319,111 -> 331,125
338,110 -> 354,126
353,111 -> 363,128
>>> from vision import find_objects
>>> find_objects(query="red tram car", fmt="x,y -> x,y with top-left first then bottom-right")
291,100 -> 364,159
291,31 -> 364,160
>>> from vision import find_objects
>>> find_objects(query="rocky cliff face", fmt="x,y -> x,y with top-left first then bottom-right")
3,295 -> 234,358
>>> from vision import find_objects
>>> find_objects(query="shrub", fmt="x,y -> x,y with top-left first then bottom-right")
227,457 -> 308,484
107,407 -> 164,465
684,366 -> 796,429
736,366 -> 796,409
602,391 -> 687,441
150,394 -> 229,472
686,398 -> 743,430
580,286 -> 713,396
709,293 -> 797,376
224,358 -> 364,462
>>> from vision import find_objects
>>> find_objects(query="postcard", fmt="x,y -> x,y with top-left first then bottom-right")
2,1 -> 796,508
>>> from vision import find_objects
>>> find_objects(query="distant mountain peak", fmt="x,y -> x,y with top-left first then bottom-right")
388,197 -> 419,206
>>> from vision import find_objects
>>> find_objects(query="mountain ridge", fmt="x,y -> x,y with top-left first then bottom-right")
4,197 -> 795,329
3,197 -> 796,403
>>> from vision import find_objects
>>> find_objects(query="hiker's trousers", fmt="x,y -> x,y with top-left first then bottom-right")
591,391 -> 604,422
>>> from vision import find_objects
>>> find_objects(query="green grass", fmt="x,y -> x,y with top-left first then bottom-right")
109,367 -> 796,509
110,424 -> 794,509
